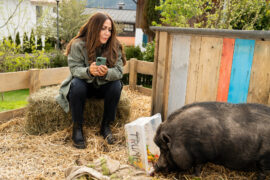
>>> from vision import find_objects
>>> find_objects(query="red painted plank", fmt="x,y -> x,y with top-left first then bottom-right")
216,38 -> 235,102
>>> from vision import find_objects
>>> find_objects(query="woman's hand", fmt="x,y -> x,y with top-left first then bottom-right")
89,62 -> 99,76
98,65 -> 108,77
89,62 -> 108,76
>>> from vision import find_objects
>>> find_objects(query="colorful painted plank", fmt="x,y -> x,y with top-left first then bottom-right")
247,41 -> 270,104
227,39 -> 255,103
185,36 -> 202,104
195,37 -> 223,102
216,38 -> 235,102
167,35 -> 191,117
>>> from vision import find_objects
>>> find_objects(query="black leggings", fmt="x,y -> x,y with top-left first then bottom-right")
68,78 -> 122,124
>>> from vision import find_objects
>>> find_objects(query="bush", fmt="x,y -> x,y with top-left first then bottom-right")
44,37 -> 56,51
142,41 -> 155,62
155,0 -> 270,30
15,32 -> 21,46
0,39 -> 50,72
124,46 -> 143,60
48,50 -> 68,67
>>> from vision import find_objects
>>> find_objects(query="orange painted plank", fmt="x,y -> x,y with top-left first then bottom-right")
216,38 -> 235,102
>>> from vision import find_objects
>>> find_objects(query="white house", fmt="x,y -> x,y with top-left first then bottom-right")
0,0 -> 56,41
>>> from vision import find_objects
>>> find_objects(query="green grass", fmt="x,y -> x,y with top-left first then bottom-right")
0,89 -> 29,112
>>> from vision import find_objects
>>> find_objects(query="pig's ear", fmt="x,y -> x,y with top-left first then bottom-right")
160,132 -> 171,149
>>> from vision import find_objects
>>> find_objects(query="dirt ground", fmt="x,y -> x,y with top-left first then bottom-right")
0,89 -> 264,180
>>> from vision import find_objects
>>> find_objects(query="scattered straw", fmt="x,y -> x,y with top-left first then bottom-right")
0,89 -> 268,179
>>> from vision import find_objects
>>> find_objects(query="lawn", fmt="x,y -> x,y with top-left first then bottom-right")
0,89 -> 29,112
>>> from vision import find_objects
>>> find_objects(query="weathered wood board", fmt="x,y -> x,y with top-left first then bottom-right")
228,39 -> 255,103
247,41 -> 270,104
167,35 -> 191,117
195,37 -> 223,102
185,36 -> 202,104
216,38 -> 235,102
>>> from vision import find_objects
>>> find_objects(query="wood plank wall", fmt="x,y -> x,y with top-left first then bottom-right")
153,32 -> 270,120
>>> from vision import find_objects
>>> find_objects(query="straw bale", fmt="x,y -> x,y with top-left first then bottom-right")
25,86 -> 130,135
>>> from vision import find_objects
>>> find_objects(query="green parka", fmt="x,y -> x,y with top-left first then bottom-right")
55,40 -> 124,113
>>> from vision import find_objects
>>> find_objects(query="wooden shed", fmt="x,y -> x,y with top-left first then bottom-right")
150,27 -> 270,120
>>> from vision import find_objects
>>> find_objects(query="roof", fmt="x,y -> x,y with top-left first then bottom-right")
30,0 -> 61,5
84,8 -> 136,24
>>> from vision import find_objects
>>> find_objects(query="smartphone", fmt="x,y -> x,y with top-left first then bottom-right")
96,57 -> 107,66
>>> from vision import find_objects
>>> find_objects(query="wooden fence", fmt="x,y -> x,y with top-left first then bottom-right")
151,27 -> 270,120
0,58 -> 154,121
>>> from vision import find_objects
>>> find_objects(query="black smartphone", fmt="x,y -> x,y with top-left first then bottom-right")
96,57 -> 107,66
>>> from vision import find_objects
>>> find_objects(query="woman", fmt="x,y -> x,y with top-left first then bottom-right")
56,12 -> 126,149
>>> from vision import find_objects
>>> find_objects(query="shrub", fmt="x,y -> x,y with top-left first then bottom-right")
49,50 -> 68,67
142,41 -> 155,62
155,0 -> 270,30
124,46 -> 143,60
15,32 -> 21,46
44,37 -> 56,51
23,32 -> 31,53
0,39 -> 50,72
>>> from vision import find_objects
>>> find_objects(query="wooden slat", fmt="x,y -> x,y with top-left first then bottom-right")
129,58 -> 137,90
0,107 -> 26,123
136,60 -> 154,75
247,41 -> 270,104
195,37 -> 223,102
40,67 -> 70,86
0,71 -> 29,92
123,61 -> 129,74
228,39 -> 255,103
137,86 -> 152,96
167,35 -> 191,117
216,38 -> 235,102
152,31 -> 169,118
185,36 -> 202,104
163,35 -> 173,120
151,31 -> 159,116
29,69 -> 41,94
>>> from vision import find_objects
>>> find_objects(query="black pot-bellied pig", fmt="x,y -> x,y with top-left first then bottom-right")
153,102 -> 270,178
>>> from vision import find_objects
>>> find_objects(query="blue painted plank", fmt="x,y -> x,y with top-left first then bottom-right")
227,39 -> 255,103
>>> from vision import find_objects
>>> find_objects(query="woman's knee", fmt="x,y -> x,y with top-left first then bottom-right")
69,78 -> 88,98
108,80 -> 122,96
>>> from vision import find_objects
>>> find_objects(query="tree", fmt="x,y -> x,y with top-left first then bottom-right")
141,0 -> 161,41
0,0 -> 32,39
36,0 -> 88,48
15,32 -> 21,46
36,35 -> 42,50
0,0 -> 24,29
155,0 -> 270,30
58,0 -> 89,43
22,32 -> 31,53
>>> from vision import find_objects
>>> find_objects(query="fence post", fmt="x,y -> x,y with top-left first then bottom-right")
29,69 -> 41,94
129,58 -> 137,90
268,93 -> 270,105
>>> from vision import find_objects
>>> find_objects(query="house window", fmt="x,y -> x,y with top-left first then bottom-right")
124,24 -> 134,32
36,6 -> 43,18
36,6 -> 43,23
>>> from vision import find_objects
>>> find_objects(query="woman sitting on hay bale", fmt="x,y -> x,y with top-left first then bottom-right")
56,12 -> 126,149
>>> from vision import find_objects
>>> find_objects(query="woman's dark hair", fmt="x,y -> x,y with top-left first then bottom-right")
65,12 -> 126,67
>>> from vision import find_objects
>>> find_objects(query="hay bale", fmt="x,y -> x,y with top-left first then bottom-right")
25,86 -> 130,135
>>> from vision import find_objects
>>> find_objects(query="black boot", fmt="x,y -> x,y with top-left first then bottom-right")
100,121 -> 115,144
72,122 -> 86,149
